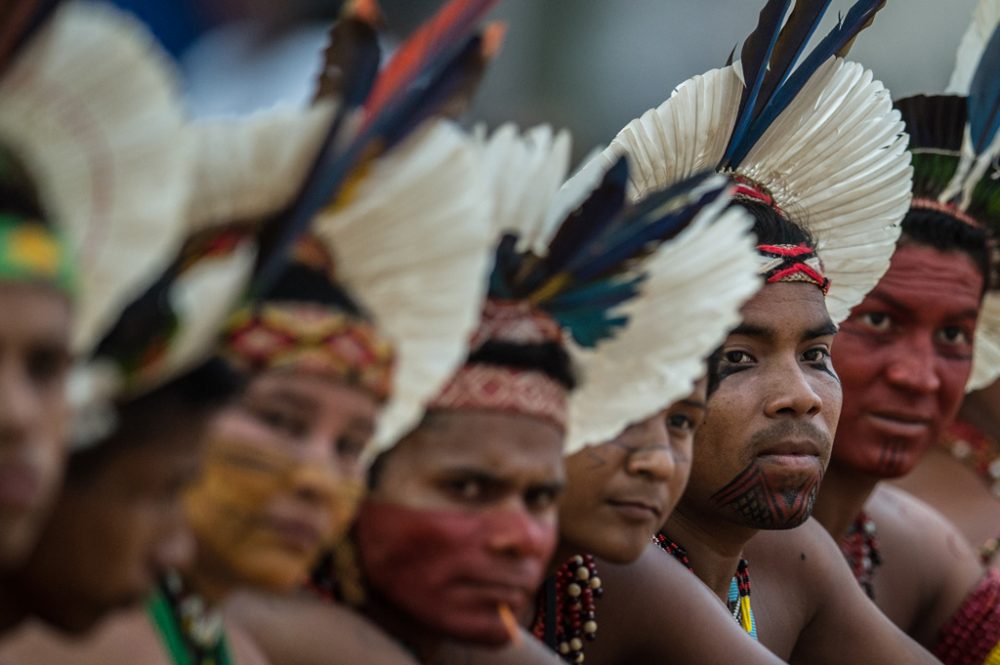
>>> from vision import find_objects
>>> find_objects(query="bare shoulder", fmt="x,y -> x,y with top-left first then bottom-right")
868,484 -> 983,644
0,612 -> 167,665
585,545 -> 784,665
225,592 -> 418,665
225,619 -> 273,665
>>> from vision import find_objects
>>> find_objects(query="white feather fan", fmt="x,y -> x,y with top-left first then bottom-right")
564,179 -> 760,453
0,1 -> 193,355
597,59 -> 911,324
310,120 -> 494,457
948,0 -> 1000,95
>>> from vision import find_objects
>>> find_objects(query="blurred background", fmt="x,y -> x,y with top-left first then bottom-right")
112,0 -> 978,160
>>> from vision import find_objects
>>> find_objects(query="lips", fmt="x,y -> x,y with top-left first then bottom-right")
866,411 -> 931,439
266,516 -> 324,552
605,497 -> 662,522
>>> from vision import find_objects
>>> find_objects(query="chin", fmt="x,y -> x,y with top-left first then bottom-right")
436,617 -> 514,647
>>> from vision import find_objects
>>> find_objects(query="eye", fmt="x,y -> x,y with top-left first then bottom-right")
722,350 -> 755,365
26,346 -> 69,387
525,486 -> 559,512
857,312 -> 891,332
937,326 -> 972,346
666,412 -> 695,432
446,477 -> 484,502
801,347 -> 831,363
336,436 -> 367,464
249,405 -> 307,439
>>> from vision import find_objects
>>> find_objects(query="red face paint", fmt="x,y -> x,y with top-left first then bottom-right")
355,499 -> 557,646
832,245 -> 984,477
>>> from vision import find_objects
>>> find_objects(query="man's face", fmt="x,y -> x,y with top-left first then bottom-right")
831,244 -> 983,478
187,370 -> 378,594
0,284 -> 71,569
12,410 -> 206,633
559,380 -> 707,564
678,283 -> 840,531
357,409 -> 564,646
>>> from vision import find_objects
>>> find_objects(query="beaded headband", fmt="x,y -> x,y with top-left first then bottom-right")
0,213 -> 74,295
222,304 -> 395,402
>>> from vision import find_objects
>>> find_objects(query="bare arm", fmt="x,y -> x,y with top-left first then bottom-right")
788,519 -> 940,665
585,545 -> 786,665
432,630 -> 562,665
225,592 -> 419,665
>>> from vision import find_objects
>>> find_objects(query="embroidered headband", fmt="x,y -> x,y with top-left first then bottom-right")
424,300 -> 569,431
223,304 -> 395,402
0,213 -> 74,295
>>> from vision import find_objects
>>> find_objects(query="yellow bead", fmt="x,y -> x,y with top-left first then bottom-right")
584,620 -> 598,634
570,638 -> 583,651
589,577 -> 602,590
576,567 -> 591,581
567,583 -> 582,597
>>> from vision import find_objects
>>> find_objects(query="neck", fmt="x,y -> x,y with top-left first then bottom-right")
811,458 -> 880,540
662,503 -> 756,602
0,583 -> 26,636
548,538 -> 585,578
959,395 -> 1000,442
362,590 -> 444,665
185,548 -> 244,608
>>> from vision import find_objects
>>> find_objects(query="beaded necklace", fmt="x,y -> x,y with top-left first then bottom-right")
838,511 -> 882,599
939,420 -> 1000,564
531,554 -> 603,663
652,533 -> 757,640
941,420 -> 1000,498
147,572 -> 234,665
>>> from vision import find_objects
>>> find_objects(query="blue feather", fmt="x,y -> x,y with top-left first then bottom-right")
728,0 -> 885,168
722,0 -> 793,168
546,274 -> 645,311
552,311 -> 632,349
968,22 -> 1000,155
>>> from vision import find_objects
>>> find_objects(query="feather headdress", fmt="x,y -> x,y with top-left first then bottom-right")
417,124 -> 759,453
588,0 -> 911,325
210,0 -> 501,457
896,0 -> 1000,391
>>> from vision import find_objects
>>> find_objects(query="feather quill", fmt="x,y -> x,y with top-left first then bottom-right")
967,22 -> 1000,154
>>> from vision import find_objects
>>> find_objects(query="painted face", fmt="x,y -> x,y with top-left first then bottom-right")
185,371 -> 377,596
358,409 -> 564,646
0,284 -> 71,570
832,244 -> 983,478
678,283 -> 840,531
558,380 -> 707,564
12,408 -> 206,633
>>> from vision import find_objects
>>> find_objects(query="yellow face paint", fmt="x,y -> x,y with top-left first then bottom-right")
185,434 -> 363,594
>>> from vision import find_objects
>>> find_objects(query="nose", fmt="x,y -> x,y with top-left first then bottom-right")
884,336 -> 940,395
484,509 -> 557,560
764,364 -> 823,418
0,357 -> 39,445
625,417 -> 675,481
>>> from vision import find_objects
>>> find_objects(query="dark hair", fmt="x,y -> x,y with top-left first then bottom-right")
467,340 -> 577,391
0,143 -> 46,220
262,261 -> 365,317
66,357 -> 244,483
900,207 -> 991,290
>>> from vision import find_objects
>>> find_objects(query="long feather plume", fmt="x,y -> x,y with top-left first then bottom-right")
363,0 -> 499,121
312,0 -> 383,102
252,0 -> 497,295
968,22 -> 1000,154
723,0 -> 887,169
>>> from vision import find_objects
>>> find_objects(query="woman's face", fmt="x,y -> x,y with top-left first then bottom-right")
558,380 -> 707,564
185,370 -> 378,595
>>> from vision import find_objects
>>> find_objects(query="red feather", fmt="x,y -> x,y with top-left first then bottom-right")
363,0 -> 498,120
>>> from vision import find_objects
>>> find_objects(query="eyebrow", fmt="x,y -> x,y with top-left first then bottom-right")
869,292 -> 979,321
260,388 -> 317,413
803,320 -> 838,341
679,398 -> 707,411
729,323 -> 773,341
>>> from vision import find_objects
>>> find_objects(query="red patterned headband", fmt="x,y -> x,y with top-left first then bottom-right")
731,176 -> 784,216
427,364 -> 568,430
757,244 -> 830,294
911,197 -> 981,229
223,303 -> 395,401
424,299 -> 569,429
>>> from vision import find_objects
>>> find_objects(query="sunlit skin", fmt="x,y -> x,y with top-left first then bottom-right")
0,284 -> 72,571
556,380 -> 707,565
187,370 -> 378,602
358,409 -> 564,654
829,244 -> 982,479
670,282 -> 840,545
